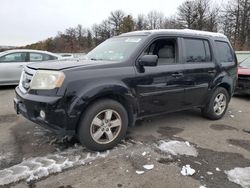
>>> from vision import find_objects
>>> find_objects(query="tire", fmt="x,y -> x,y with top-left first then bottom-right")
202,87 -> 229,120
77,99 -> 128,151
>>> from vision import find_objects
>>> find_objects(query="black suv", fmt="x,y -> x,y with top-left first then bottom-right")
14,29 -> 237,151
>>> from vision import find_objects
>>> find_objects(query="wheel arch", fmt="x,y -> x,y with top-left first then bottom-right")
217,82 -> 231,97
69,84 -> 139,133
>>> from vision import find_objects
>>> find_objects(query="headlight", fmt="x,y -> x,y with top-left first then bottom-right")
30,70 -> 65,90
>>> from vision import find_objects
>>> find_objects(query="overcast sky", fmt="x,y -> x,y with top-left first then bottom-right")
0,0 -> 226,46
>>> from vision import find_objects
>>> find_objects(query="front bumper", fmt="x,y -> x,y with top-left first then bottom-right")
14,86 -> 75,135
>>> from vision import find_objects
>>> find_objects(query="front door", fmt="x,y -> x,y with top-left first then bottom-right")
0,52 -> 28,85
134,37 -> 186,116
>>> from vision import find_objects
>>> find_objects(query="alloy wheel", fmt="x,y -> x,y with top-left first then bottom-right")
213,93 -> 227,116
90,109 -> 122,144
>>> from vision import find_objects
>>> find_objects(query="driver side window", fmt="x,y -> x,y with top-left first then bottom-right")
143,38 -> 177,65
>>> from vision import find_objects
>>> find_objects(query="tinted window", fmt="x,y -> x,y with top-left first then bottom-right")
0,52 -> 27,62
184,39 -> 211,62
215,41 -> 233,62
30,53 -> 43,62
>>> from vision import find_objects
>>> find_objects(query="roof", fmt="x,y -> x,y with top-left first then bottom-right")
120,29 -> 227,39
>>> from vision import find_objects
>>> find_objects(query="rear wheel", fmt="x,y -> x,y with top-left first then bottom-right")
202,87 -> 229,120
77,99 -> 128,151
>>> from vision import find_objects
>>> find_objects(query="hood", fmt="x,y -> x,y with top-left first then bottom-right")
27,59 -> 117,70
238,65 -> 250,76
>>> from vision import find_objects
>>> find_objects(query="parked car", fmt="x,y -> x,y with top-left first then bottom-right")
236,57 -> 250,94
0,49 -> 61,85
14,29 -> 237,151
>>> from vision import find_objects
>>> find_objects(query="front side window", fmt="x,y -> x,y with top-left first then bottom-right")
86,36 -> 145,61
143,38 -> 177,64
0,52 -> 27,63
215,41 -> 233,63
184,38 -> 211,63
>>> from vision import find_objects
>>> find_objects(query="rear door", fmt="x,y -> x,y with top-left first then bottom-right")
181,38 -> 217,107
0,52 -> 28,85
214,41 -> 237,93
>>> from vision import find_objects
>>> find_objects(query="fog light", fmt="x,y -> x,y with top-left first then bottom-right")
40,110 -> 46,119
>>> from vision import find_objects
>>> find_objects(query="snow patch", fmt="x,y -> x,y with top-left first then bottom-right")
185,141 -> 190,146
142,152 -> 147,156
225,167 -> 250,188
181,165 -> 196,176
199,185 -> 207,188
143,164 -> 154,170
157,140 -> 198,157
0,149 -> 109,186
216,167 -> 221,171
136,170 -> 145,175
207,171 -> 213,175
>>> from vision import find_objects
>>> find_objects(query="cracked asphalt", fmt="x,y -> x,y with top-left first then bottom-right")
0,86 -> 250,188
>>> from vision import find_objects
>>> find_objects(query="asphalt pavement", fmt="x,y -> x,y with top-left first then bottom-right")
0,86 -> 249,188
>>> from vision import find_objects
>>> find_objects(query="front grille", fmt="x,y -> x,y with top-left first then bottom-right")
238,74 -> 250,81
19,66 -> 36,93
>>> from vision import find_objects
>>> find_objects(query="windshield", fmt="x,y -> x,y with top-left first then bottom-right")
240,57 -> 250,67
86,36 -> 145,61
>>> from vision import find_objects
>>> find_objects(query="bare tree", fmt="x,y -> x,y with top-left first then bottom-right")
177,1 -> 198,28
222,0 -> 250,49
163,16 -> 183,29
206,6 -> 220,32
195,0 -> 210,30
135,14 -> 148,30
147,10 -> 165,29
108,10 -> 125,35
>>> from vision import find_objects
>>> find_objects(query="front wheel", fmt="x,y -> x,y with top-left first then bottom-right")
202,87 -> 229,120
77,99 -> 128,151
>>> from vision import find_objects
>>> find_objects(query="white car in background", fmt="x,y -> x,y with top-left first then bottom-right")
0,49 -> 61,85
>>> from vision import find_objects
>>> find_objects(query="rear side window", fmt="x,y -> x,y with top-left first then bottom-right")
215,41 -> 233,62
29,53 -> 58,62
43,54 -> 58,61
184,38 -> 212,63
30,53 -> 43,62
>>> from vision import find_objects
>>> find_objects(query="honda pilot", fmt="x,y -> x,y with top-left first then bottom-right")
14,29 -> 237,151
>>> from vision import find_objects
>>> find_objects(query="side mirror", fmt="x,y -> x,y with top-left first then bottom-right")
138,55 -> 158,67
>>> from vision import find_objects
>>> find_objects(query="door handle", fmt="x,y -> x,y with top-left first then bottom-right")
171,72 -> 183,78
